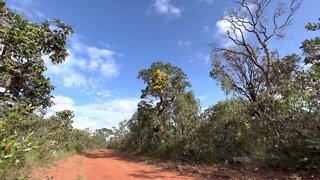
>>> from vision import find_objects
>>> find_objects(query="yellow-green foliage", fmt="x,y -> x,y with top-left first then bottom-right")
150,69 -> 169,95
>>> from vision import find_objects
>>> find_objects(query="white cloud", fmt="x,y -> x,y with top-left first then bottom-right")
85,89 -> 111,102
216,3 -> 257,47
196,52 -> 210,63
189,52 -> 210,63
47,95 -> 75,117
87,47 -> 115,60
216,17 -> 237,36
148,0 -> 181,19
32,8 -> 45,18
48,95 -> 139,130
101,61 -> 120,77
6,0 -> 45,20
6,0 -> 34,12
203,26 -> 210,33
178,40 -> 191,48
45,53 -> 86,88
63,72 -> 87,88
73,116 -> 98,130
96,90 -> 111,98
45,37 -> 120,88
216,15 -> 250,47
199,0 -> 215,4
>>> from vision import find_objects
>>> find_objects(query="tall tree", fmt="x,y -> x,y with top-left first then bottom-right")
138,62 -> 191,116
137,62 -> 193,145
210,0 -> 301,102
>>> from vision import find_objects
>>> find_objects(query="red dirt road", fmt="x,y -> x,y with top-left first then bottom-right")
31,150 -> 194,180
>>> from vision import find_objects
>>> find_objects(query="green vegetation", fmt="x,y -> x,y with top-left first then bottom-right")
109,0 -> 320,168
0,2 -> 109,178
0,0 -> 319,178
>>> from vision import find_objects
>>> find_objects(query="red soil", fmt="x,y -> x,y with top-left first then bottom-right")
30,150 -> 194,180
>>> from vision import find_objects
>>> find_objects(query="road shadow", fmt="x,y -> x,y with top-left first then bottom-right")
128,169 -> 167,179
77,150 -> 146,164
128,169 -> 189,179
78,150 -> 147,163
77,150 -> 192,179
77,151 -> 118,159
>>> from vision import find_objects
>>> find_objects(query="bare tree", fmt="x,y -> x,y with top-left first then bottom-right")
210,0 -> 301,102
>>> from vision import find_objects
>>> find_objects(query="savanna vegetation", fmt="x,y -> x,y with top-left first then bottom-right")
108,0 -> 320,168
0,2 -> 110,178
0,0 -> 319,179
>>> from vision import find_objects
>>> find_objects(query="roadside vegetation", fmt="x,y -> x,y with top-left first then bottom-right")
0,2 -> 109,178
0,0 -> 319,179
108,0 -> 320,169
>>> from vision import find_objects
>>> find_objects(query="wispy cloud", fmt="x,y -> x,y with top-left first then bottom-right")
189,52 -> 210,63
203,25 -> 210,33
6,0 -> 45,19
45,36 -> 120,89
196,52 -> 210,63
147,0 -> 182,19
48,95 -> 139,130
178,40 -> 191,49
199,0 -> 215,5
32,8 -> 45,18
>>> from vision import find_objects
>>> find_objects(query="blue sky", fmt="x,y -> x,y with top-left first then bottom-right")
6,0 -> 319,130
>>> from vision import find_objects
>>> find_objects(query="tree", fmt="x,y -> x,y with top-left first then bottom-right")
0,4 -> 73,109
210,0 -> 301,102
138,62 -> 191,130
0,3 -> 111,177
173,92 -> 199,137
138,62 -> 191,140
95,128 -> 113,140
301,18 -> 320,69
195,99 -> 251,160
107,120 -> 128,149
123,101 -> 158,153
300,19 -> 320,112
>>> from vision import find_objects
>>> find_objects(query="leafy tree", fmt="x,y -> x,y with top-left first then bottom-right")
173,92 -> 199,137
107,120 -> 128,149
138,62 -> 191,116
137,62 -> 192,139
0,102 -> 36,177
297,19 -> 320,160
300,19 -> 320,111
122,101 -> 158,153
122,62 -> 201,158
93,128 -> 113,148
0,4 -> 73,109
301,18 -> 320,69
95,128 -> 113,140
0,3 -> 106,178
195,99 -> 251,160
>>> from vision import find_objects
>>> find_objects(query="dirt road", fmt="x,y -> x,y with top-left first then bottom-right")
31,150 -> 194,180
